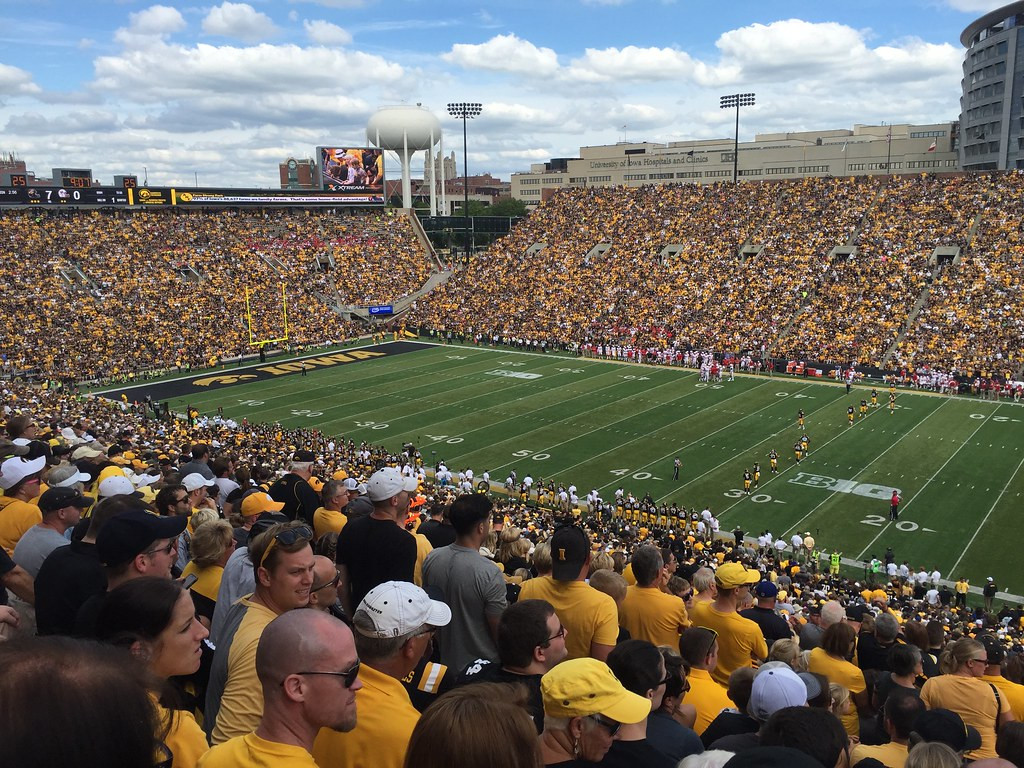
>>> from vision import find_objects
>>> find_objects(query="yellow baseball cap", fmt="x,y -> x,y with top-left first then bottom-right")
715,561 -> 761,589
541,658 -> 651,723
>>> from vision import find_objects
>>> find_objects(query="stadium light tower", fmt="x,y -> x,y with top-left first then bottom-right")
720,93 -> 755,185
447,102 -> 482,262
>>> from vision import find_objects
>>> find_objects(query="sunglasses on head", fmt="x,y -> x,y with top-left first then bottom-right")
259,525 -> 313,569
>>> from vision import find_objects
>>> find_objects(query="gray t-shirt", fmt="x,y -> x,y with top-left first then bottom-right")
13,526 -> 70,579
422,544 -> 507,671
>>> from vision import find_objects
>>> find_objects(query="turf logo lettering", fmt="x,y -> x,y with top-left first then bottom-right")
485,370 -> 543,380
788,472 -> 898,500
193,374 -> 257,387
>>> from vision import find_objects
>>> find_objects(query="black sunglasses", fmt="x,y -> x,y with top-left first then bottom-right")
292,660 -> 361,688
312,569 -> 342,592
588,713 -> 621,736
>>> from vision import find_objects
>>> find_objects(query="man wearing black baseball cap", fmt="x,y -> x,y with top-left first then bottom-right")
12,487 -> 93,579
911,708 -> 983,754
73,509 -> 188,637
518,524 -> 618,661
268,449 -> 320,525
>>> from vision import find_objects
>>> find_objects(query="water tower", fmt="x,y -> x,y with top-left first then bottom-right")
366,106 -> 443,213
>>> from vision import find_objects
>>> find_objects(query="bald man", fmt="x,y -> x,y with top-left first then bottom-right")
199,609 -> 362,768
309,555 -> 342,614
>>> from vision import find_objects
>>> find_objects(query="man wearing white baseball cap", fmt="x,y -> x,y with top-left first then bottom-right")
0,455 -> 46,555
312,581 -> 451,768
336,467 -> 419,615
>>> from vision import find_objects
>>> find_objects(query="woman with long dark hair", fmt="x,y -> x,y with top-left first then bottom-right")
97,576 -> 211,768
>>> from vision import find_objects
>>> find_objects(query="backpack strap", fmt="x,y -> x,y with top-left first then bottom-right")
989,682 -> 1002,733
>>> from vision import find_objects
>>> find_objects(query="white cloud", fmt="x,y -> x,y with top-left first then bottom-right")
303,19 -> 353,46
202,2 -> 279,42
713,20 -> 961,85
567,46 -> 711,84
443,34 -> 559,76
114,5 -> 187,48
0,63 -> 40,96
92,41 -> 403,102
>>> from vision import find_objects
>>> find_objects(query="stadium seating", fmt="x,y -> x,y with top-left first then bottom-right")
0,208 -> 434,379
414,172 -> 1024,376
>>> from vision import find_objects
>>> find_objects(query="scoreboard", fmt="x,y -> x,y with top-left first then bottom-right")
52,168 -> 94,188
0,185 -> 384,208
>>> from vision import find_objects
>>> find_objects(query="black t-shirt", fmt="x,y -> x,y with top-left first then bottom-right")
35,540 -> 106,636
739,606 -> 792,648
456,659 -> 544,733
646,710 -> 704,764
418,519 -> 457,549
593,738 -> 675,768
336,515 -> 417,609
268,473 -> 320,525
701,710 -> 759,749
856,634 -> 894,673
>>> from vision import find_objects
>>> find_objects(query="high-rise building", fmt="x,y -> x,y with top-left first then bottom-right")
960,2 -> 1024,170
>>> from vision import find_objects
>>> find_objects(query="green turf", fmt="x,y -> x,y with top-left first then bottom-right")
166,342 -> 1024,594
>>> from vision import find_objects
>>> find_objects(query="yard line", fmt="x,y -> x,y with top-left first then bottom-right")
512,380 -> 777,483
239,348 -> 503,413
720,394 -> 946,529
854,401 -> 996,560
575,380 -> 782,493
420,367 -> 696,454
466,370 -> 710,474
654,386 -> 846,504
947,448 -> 1024,576
311,354 -> 593,426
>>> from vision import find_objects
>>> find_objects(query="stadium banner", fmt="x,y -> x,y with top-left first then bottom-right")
317,146 -> 385,199
368,305 -> 394,316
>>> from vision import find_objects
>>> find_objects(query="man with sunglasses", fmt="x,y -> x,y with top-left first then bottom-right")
455,598 -> 569,733
207,520 -> 316,745
200,609 -> 362,768
308,555 -> 343,617
73,507 -> 189,637
313,581 -> 451,768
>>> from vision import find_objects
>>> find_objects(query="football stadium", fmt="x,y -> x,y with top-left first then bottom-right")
6,2 -> 1024,765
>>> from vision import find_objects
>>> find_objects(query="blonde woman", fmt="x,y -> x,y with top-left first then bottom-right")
920,637 -> 1014,759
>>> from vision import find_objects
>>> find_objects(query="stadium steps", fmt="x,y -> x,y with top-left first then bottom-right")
881,260 -> 944,366
583,242 -> 612,263
405,208 -> 445,271
62,261 -> 102,292
846,179 -> 888,246
256,253 -> 286,276
334,268 -> 454,323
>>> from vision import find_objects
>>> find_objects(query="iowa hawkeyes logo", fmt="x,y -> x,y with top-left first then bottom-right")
193,374 -> 257,387
180,192 -> 193,202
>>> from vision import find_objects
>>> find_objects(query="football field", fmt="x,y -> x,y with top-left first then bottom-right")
110,341 -> 1024,597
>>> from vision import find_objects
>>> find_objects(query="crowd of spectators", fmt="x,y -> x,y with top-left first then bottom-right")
412,172 -> 1024,378
4,381 -> 1024,768
0,208 -> 434,380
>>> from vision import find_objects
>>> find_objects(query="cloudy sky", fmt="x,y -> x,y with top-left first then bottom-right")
0,0 -> 1010,187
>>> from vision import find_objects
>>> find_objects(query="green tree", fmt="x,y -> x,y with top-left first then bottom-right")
488,196 -> 528,217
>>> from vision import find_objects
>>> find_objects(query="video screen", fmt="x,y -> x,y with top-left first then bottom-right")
319,147 -> 384,193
